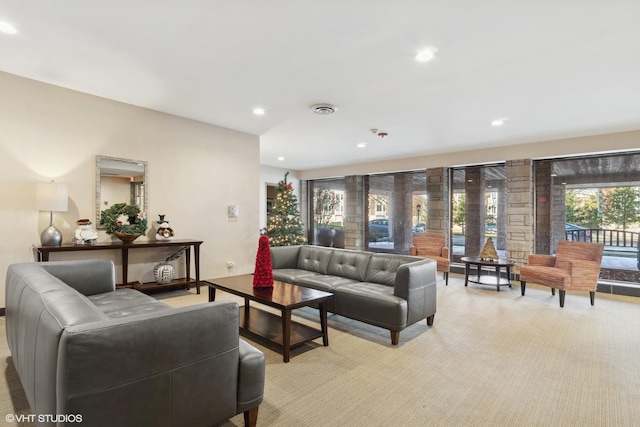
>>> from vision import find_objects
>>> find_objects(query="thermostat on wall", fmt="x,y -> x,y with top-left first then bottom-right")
227,205 -> 239,218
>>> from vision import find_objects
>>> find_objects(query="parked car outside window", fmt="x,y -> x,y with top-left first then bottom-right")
565,223 -> 591,241
369,219 -> 389,240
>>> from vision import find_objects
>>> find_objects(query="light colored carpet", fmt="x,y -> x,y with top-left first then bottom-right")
2,275 -> 640,427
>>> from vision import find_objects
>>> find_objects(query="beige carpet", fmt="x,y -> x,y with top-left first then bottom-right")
2,275 -> 640,427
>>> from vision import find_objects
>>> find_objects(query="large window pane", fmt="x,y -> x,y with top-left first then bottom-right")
367,171 -> 426,254
535,152 -> 640,284
311,178 -> 345,248
450,165 -> 506,263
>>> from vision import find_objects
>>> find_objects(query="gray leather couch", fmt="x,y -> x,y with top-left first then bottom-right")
271,245 -> 437,345
5,260 -> 265,427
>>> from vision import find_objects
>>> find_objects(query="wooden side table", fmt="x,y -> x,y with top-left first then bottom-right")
34,239 -> 203,293
461,256 -> 514,292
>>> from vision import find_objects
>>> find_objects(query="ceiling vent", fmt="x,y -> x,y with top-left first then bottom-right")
310,103 -> 337,115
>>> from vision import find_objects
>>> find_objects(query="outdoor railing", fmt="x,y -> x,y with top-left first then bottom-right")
565,228 -> 640,268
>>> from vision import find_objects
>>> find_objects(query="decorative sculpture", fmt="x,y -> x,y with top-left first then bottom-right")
253,235 -> 274,287
480,237 -> 499,261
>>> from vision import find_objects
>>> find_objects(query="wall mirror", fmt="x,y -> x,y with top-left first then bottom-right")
95,155 -> 148,228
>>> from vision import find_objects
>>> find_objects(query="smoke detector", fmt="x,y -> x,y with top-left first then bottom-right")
310,103 -> 337,115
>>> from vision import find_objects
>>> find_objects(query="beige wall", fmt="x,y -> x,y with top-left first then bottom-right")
0,72 -> 260,307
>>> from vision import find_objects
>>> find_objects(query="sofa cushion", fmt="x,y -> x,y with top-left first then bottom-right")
332,282 -> 408,330
295,275 -> 358,293
272,269 -> 320,284
296,246 -> 334,274
88,289 -> 172,318
326,249 -> 371,282
364,254 -> 422,286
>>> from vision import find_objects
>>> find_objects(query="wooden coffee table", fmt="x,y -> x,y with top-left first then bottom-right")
206,274 -> 332,363
461,256 -> 514,292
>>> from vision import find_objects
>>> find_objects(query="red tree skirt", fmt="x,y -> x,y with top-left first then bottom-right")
253,235 -> 274,287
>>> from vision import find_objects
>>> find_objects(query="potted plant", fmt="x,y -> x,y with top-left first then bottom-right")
100,203 -> 148,242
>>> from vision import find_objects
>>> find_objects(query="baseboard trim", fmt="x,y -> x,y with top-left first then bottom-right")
451,265 -> 640,298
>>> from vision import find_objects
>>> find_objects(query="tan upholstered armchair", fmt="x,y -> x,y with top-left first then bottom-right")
409,232 -> 450,285
519,240 -> 604,307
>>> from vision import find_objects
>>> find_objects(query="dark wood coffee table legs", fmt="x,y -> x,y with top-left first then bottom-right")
205,277 -> 332,363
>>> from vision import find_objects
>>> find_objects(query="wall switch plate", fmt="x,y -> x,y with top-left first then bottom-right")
227,205 -> 239,217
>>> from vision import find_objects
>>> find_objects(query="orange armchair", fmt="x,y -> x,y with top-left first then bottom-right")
519,240 -> 604,307
409,232 -> 450,285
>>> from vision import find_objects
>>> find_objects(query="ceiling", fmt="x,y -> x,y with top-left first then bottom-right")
2,1 -> 640,171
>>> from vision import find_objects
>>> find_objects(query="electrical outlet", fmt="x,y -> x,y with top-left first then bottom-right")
227,261 -> 234,268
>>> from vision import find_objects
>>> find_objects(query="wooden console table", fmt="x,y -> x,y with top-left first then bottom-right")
34,239 -> 203,294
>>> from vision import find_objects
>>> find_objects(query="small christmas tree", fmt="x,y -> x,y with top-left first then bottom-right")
265,173 -> 307,246
253,235 -> 273,287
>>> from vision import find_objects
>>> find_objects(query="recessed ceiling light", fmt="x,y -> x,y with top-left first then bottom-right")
491,118 -> 509,126
415,47 -> 438,62
310,103 -> 337,115
0,21 -> 17,35
252,107 -> 265,115
357,142 -> 367,148
277,156 -> 285,161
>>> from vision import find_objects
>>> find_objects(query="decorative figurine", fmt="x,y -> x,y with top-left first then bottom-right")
480,237 -> 499,261
72,219 -> 98,245
155,214 -> 175,240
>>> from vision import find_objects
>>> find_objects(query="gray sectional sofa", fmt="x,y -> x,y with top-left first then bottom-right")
270,245 -> 437,345
5,259 -> 265,427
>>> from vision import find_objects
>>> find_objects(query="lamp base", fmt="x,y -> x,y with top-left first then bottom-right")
41,225 -> 63,246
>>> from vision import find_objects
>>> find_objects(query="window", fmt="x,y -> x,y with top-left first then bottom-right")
310,178 -> 345,248
535,152 -> 640,285
367,171 -> 426,253
450,164 -> 506,262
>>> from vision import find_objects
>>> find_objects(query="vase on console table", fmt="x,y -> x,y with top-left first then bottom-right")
154,262 -> 175,284
115,232 -> 142,243
253,235 -> 273,288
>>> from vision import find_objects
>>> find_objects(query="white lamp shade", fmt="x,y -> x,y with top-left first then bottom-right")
35,182 -> 69,212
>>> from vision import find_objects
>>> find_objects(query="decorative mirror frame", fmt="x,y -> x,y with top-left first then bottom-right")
95,155 -> 148,229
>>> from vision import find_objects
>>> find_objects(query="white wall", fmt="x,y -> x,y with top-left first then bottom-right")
0,72 -> 261,307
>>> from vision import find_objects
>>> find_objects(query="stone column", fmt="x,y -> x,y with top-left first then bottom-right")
533,162 -> 552,254
464,168 -> 484,256
550,178 -> 567,253
426,167 -> 450,239
392,173 -> 413,254
505,159 -> 534,267
495,182 -> 507,250
344,175 -> 365,250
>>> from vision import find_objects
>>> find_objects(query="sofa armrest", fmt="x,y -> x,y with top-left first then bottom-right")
40,259 -> 116,295
566,260 -> 602,290
441,247 -> 449,259
57,301 -> 263,425
237,339 -> 266,413
393,259 -> 437,324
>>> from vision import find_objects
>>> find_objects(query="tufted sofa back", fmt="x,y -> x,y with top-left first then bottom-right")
327,249 -> 372,281
297,245 -> 334,274
365,254 -> 424,286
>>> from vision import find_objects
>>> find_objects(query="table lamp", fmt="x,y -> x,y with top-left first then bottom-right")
36,182 -> 68,246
